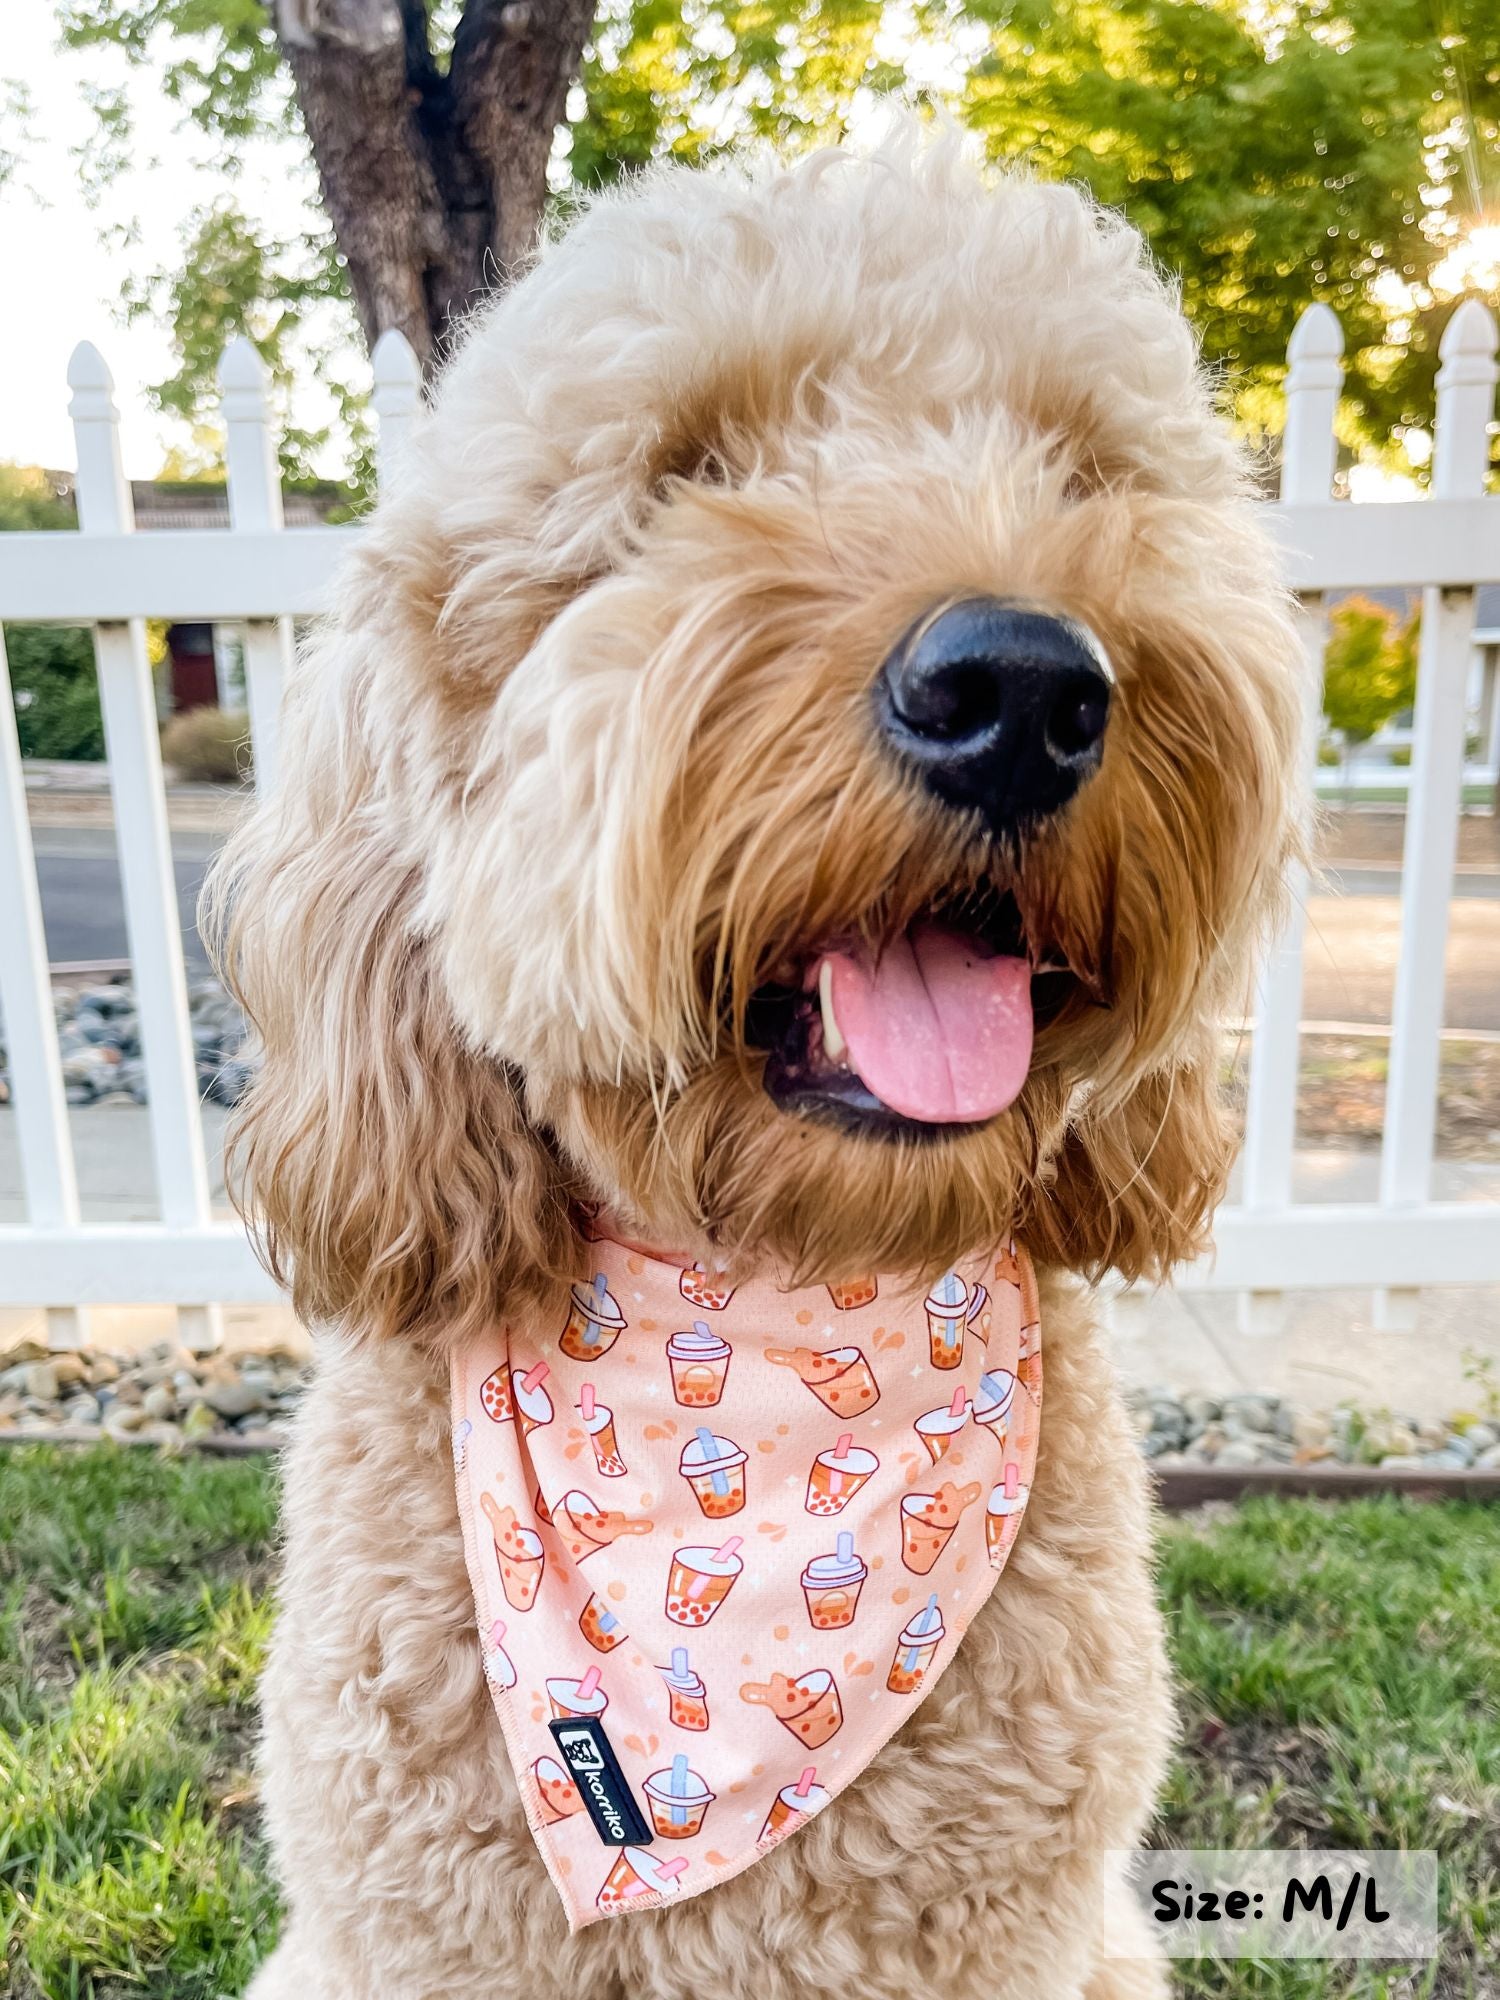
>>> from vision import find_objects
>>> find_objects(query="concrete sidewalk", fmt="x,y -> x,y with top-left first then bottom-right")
3,1105 -> 1498,1418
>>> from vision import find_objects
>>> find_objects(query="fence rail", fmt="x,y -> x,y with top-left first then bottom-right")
2,306 -> 1499,1348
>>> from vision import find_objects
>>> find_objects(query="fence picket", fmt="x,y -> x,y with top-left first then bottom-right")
219,337 -> 292,792
2,314 -> 1499,1330
1375,298 -> 1499,1331
1238,304 -> 1343,1334
67,341 -> 224,1353
372,329 -> 422,494
0,630 -> 89,1348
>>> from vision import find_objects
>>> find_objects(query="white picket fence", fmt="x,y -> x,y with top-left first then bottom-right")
1,304 -> 1498,1352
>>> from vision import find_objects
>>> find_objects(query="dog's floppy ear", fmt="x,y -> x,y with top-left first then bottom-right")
203,639 -> 578,1351
1018,1025 -> 1234,1287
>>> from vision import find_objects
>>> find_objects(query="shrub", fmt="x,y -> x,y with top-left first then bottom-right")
6,624 -> 105,760
1322,595 -> 1419,745
160,706 -> 252,783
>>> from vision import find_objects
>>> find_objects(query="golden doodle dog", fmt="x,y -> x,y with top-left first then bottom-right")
212,135 -> 1303,2000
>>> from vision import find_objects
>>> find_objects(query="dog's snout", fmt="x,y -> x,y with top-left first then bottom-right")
876,598 -> 1113,833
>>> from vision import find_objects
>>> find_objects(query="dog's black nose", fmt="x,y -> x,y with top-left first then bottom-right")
876,598 -> 1113,833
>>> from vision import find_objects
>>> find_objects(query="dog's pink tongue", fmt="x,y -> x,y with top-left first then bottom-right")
823,924 -> 1033,1123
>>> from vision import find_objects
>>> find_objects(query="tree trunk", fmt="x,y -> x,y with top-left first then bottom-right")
272,0 -> 596,372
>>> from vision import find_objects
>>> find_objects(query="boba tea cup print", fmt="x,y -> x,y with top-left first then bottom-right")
451,1232 -> 1042,1930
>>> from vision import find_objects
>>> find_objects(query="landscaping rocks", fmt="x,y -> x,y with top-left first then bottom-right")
0,1338 -> 306,1449
0,975 -> 253,1109
1,1338 -> 1496,1469
1124,1383 -> 1500,1472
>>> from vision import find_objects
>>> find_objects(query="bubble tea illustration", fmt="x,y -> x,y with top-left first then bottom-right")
665,1536 -> 744,1626
986,1462 -> 1031,1568
679,1263 -> 736,1312
512,1361 -> 553,1438
679,1426 -> 748,1519
643,1754 -> 714,1839
578,1383 -> 627,1478
900,1480 -> 982,1574
482,1618 -> 516,1690
804,1433 -> 879,1516
1017,1316 -> 1042,1400
533,1754 -> 585,1825
560,1272 -> 628,1363
547,1663 -> 608,1722
886,1592 -> 945,1694
740,1668 -> 844,1748
478,1363 -> 514,1424
579,1592 -> 628,1653
760,1766 -> 830,1843
925,1270 -> 989,1370
666,1323 -> 733,1407
659,1646 -> 709,1729
826,1276 -> 878,1311
551,1489 -> 654,1565
480,1495 -> 545,1610
971,1369 -> 1016,1448
915,1387 -> 970,1463
800,1531 -> 867,1628
596,1848 -> 688,1911
768,1344 -> 881,1416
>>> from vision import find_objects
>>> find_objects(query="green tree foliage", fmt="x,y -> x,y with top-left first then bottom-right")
569,0 -> 908,188
47,1 -> 1500,479
1321,593 -> 1419,748
962,0 -> 1500,461
0,466 -> 104,761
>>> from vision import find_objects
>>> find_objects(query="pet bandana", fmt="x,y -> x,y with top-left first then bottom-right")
451,1234 -> 1042,1930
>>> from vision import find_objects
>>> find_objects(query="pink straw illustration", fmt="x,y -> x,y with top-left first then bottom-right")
578,1666 -> 602,1701
622,1855 -> 689,1897
829,1434 -> 854,1495
1003,1461 -> 1020,1500
794,1766 -> 817,1800
580,1384 -> 596,1421
490,1619 -> 506,1646
520,1361 -> 550,1395
948,1387 -> 967,1418
686,1535 -> 743,1599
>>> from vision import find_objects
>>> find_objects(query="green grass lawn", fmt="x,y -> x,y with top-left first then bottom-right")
0,1450 -> 1496,1998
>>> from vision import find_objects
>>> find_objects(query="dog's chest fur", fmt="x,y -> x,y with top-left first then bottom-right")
252,1272 -> 1170,2000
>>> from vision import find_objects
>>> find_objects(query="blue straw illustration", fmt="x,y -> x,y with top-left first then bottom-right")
697,1425 -> 729,1499
693,1320 -> 711,1342
902,1592 -> 941,1672
671,1646 -> 690,1680
670,1753 -> 691,1826
836,1530 -> 855,1566
583,1272 -> 608,1347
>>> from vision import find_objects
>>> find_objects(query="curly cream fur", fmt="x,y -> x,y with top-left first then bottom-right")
209,132 -> 1305,1998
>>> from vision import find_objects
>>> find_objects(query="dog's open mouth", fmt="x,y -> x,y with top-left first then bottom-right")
746,890 -> 1077,1140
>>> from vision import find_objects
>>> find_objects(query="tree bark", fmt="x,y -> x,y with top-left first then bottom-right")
271,0 -> 596,370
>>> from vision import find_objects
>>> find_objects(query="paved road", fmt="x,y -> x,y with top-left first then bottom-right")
31,827 -> 217,972
24,833 -> 1500,1030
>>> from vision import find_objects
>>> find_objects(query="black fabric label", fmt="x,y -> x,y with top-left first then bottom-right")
547,1716 -> 651,1846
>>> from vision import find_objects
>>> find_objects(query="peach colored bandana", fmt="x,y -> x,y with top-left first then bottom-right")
451,1236 -> 1042,1930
